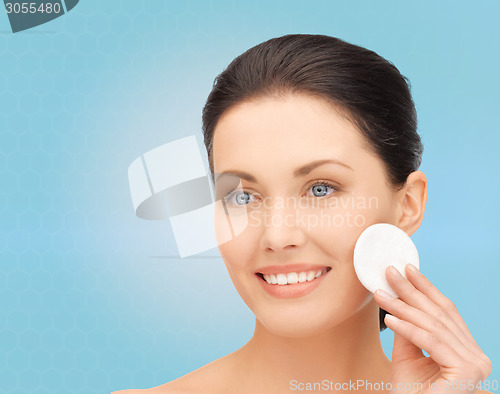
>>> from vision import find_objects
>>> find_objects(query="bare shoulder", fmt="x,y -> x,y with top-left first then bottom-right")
475,390 -> 494,394
111,351 -> 238,394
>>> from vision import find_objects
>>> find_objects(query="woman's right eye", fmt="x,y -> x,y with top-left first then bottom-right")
224,190 -> 255,206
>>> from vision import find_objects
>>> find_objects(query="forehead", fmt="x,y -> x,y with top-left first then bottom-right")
212,94 -> 370,172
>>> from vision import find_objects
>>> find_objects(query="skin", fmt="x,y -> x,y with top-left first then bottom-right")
113,94 -> 492,394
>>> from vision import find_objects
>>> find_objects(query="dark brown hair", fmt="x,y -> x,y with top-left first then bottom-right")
201,34 -> 423,331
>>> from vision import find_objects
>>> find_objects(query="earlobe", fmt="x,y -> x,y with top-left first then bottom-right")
397,171 -> 428,236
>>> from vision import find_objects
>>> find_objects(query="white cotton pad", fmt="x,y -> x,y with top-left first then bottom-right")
353,223 -> 419,298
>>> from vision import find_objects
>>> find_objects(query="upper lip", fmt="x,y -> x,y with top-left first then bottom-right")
255,263 -> 331,275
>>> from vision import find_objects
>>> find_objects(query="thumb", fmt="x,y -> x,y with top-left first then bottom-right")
392,330 -> 425,364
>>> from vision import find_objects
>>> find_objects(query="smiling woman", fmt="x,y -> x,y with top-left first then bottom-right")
113,34 -> 492,394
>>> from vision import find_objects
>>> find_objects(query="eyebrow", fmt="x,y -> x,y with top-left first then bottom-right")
215,159 -> 353,183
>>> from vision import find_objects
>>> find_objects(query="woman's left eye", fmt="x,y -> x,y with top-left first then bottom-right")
306,181 -> 338,198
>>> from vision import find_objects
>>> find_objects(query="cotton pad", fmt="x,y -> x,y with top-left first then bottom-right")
353,223 -> 419,298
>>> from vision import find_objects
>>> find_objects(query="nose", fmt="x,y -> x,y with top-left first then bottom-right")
259,197 -> 307,253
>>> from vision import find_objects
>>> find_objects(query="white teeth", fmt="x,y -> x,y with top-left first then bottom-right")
298,272 -> 307,283
276,273 -> 288,285
261,269 -> 329,285
286,272 -> 298,284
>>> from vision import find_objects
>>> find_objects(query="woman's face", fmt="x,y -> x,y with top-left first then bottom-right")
212,93 -> 401,337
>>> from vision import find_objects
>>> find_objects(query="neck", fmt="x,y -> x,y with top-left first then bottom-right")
234,299 -> 392,392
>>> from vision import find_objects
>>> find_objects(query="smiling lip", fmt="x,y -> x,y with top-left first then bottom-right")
255,263 -> 331,275
256,267 -> 331,299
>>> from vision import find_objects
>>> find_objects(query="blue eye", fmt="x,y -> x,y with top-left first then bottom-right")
224,190 -> 254,206
307,181 -> 337,198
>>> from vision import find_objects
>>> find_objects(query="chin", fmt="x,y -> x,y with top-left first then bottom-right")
256,308 -> 340,338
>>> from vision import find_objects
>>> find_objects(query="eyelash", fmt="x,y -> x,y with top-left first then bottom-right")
307,180 -> 339,197
223,180 -> 340,206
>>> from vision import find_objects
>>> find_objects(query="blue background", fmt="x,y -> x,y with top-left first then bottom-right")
0,1 -> 498,392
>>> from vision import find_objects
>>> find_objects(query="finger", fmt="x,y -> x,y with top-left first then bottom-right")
404,264 -> 477,345
388,313 -> 493,385
392,331 -> 425,364
403,264 -> 486,361
386,265 -> 481,357
374,290 -> 474,361
384,314 -> 461,368
405,265 -> 493,376
391,266 -> 493,383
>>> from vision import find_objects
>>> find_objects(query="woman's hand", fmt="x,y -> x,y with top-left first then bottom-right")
373,264 -> 493,394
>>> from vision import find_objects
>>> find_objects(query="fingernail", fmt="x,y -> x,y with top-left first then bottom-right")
407,263 -> 419,274
375,289 -> 395,300
389,265 -> 403,279
385,314 -> 400,324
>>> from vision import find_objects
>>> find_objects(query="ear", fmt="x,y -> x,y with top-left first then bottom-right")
396,170 -> 428,236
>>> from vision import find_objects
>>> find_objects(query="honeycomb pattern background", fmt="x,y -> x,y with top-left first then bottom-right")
0,0 -> 499,392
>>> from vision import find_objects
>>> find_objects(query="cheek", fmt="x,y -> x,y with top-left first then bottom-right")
216,229 -> 262,309
306,213 -> 374,315
305,197 -> 391,270
304,203 -> 366,251
215,212 -> 259,274
313,190 -> 395,234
